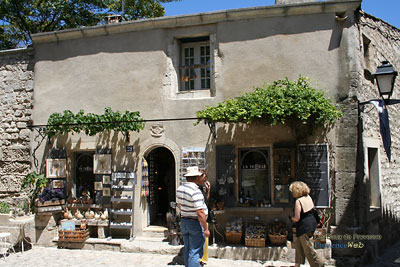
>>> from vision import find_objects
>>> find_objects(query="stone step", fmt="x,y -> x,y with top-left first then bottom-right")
53,236 -> 332,262
141,226 -> 168,238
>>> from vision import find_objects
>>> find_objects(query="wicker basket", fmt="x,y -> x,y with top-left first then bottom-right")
269,234 -> 287,246
245,238 -> 266,247
225,232 -> 242,244
58,228 -> 89,242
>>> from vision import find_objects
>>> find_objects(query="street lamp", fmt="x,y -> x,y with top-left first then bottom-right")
359,60 -> 400,161
374,61 -> 398,102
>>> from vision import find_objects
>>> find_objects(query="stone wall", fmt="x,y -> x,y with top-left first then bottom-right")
354,11 -> 400,262
0,48 -> 34,200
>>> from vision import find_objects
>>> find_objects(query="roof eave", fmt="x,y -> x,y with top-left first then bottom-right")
31,0 -> 362,44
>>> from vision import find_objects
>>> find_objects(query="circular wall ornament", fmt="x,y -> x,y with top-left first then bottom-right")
150,125 -> 164,137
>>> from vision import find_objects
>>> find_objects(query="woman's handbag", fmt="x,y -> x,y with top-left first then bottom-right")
312,208 -> 321,226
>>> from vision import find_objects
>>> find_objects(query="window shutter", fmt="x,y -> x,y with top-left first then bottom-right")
216,145 -> 236,207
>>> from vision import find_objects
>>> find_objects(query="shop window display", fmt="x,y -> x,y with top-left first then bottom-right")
239,148 -> 270,206
75,152 -> 95,200
273,148 -> 295,204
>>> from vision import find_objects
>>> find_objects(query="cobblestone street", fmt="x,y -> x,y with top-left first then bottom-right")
0,246 -> 297,267
1,240 -> 400,267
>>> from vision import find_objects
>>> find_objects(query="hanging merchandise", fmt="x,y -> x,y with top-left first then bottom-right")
141,159 -> 150,197
182,74 -> 190,82
190,69 -> 197,79
148,154 -> 156,205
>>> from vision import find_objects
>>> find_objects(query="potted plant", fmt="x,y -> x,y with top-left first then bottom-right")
313,208 -> 332,243
21,172 -> 48,213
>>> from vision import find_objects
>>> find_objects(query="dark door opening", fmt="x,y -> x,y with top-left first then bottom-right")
75,152 -> 95,200
146,147 -> 176,226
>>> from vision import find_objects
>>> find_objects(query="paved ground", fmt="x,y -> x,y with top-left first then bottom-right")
0,246 -> 300,267
1,239 -> 399,267
363,239 -> 400,267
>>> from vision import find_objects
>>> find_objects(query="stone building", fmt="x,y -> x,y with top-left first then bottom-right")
0,48 -> 34,203
1,0 -> 400,264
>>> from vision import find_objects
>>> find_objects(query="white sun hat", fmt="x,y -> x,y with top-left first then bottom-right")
184,166 -> 202,177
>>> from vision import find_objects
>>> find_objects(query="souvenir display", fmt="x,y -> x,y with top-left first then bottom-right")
245,223 -> 266,247
225,218 -> 243,244
268,220 -> 288,246
181,147 -> 206,182
46,159 -> 67,178
141,159 -> 150,197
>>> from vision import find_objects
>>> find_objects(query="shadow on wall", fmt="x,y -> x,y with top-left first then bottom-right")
329,112 -> 400,266
35,10 -> 349,62
204,121 -> 333,242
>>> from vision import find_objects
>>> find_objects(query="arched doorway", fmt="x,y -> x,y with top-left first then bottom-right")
145,147 -> 176,226
74,151 -> 95,199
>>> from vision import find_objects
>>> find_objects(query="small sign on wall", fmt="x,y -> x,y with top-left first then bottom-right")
93,154 -> 112,174
126,146 -> 134,152
46,159 -> 67,178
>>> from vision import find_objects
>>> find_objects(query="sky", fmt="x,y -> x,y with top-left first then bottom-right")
163,0 -> 400,29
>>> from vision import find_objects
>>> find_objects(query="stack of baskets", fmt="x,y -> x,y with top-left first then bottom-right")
58,228 -> 89,242
268,220 -> 288,246
225,231 -> 242,244
225,218 -> 243,244
245,223 -> 266,247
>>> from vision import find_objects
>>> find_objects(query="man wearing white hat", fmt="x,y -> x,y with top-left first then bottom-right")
177,166 -> 210,267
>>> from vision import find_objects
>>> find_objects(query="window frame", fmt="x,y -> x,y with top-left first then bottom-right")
179,36 -> 211,91
238,147 -> 272,205
364,138 -> 382,221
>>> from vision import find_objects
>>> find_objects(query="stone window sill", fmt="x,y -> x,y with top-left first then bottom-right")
176,89 -> 213,99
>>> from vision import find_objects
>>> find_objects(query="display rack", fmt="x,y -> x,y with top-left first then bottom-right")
110,172 -> 136,239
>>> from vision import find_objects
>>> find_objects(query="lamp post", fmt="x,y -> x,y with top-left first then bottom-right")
359,60 -> 400,161
374,61 -> 398,103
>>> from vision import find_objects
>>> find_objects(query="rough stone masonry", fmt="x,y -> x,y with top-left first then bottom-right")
0,48 -> 34,200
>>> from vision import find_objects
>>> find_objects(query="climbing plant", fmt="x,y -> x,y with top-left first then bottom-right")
46,107 -> 145,137
196,76 -> 342,134
21,172 -> 48,213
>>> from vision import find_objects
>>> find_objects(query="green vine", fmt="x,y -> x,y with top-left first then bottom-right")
21,172 -> 48,213
196,76 -> 343,132
0,202 -> 11,214
46,107 -> 145,137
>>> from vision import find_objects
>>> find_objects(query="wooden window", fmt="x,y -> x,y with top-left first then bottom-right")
239,148 -> 271,205
180,36 -> 211,91
273,148 -> 295,204
216,145 -> 236,207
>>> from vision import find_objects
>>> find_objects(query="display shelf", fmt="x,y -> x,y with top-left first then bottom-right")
110,224 -> 133,229
111,197 -> 134,202
114,177 -> 135,180
111,186 -> 134,191
67,203 -> 103,209
110,171 -> 135,239
110,210 -> 132,215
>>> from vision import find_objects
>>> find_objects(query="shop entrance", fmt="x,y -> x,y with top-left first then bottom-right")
145,147 -> 176,226
74,152 -> 95,200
